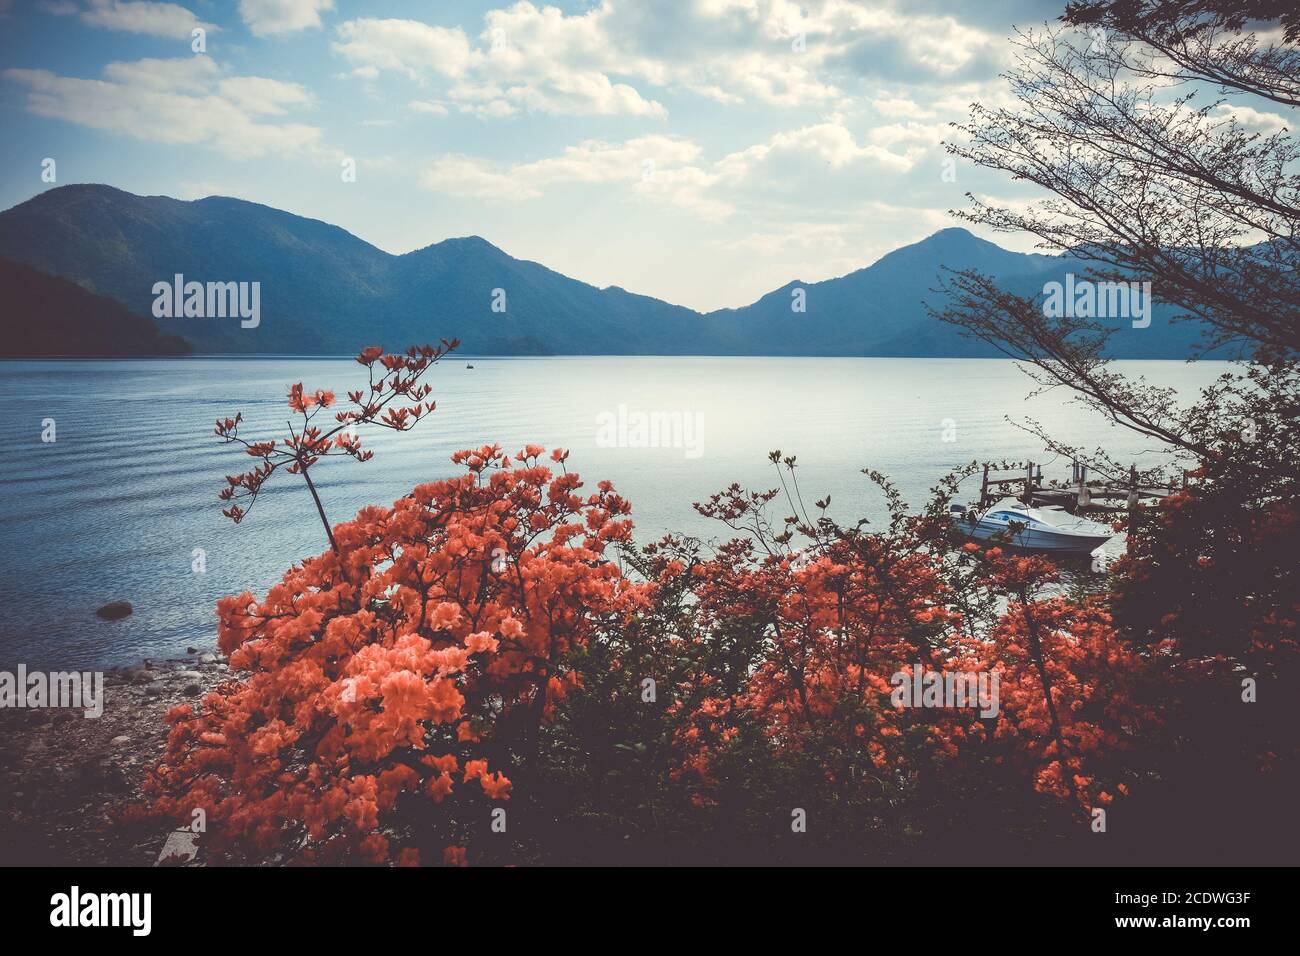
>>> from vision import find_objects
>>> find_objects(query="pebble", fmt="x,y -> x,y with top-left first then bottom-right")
0,649 -> 223,867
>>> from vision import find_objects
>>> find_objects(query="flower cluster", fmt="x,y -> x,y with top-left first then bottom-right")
148,444 -> 635,865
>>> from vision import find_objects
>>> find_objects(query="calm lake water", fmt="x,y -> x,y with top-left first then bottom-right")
0,356 -> 1226,669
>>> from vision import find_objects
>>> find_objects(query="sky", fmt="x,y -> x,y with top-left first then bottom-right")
1,0 -> 1086,311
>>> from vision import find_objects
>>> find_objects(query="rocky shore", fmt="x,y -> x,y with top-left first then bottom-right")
0,650 -> 229,866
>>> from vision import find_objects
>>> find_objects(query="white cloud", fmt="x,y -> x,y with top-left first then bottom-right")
418,119 -> 932,224
455,3 -> 667,117
420,135 -> 725,216
328,1 -> 1009,119
333,8 -> 665,118
721,223 -> 851,256
1214,103 -> 1290,134
865,121 -> 949,149
407,99 -> 449,116
873,96 -> 936,119
717,122 -> 928,184
217,76 -> 315,115
420,156 -> 542,201
333,18 -> 473,80
449,72 -> 665,119
238,0 -> 334,37
77,0 -> 215,39
520,135 -> 704,184
3,57 -> 335,161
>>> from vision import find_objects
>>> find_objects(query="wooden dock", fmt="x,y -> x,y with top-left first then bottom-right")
977,461 -> 1183,514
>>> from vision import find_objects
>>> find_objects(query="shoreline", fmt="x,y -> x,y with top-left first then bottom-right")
0,651 -> 228,866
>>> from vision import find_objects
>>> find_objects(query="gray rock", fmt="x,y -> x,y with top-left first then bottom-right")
198,653 -> 218,664
172,670 -> 204,680
144,684 -> 165,696
95,601 -> 133,621
110,735 -> 131,746
183,683 -> 203,697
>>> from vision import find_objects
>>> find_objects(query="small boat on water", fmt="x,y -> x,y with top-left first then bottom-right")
952,497 -> 1115,554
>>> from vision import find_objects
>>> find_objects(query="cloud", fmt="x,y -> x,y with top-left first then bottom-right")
73,0 -> 215,39
330,1 -> 1008,119
865,121 -> 949,149
720,222 -> 852,256
452,2 -> 667,117
520,135 -> 705,184
873,96 -> 936,119
3,57 -> 334,161
717,122 -> 930,183
333,18 -> 473,80
420,135 -> 725,215
333,8 -> 664,118
418,119 -> 932,224
420,156 -> 543,201
238,0 -> 334,37
407,100 -> 449,116
1214,103 -> 1290,134
217,75 -> 316,115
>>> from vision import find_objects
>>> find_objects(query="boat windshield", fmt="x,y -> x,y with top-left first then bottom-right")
985,499 -> 1111,533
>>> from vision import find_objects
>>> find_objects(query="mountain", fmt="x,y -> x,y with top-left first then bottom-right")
698,228 -> 1062,356
0,256 -> 190,357
0,185 -> 705,355
0,184 -> 1210,357
698,228 -> 1215,357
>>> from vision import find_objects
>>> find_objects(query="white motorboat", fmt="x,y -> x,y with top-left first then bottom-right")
952,497 -> 1115,554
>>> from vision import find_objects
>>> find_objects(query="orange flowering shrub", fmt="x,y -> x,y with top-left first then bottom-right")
974,551 -> 1152,809
148,444 -> 635,864
649,461 -> 1150,824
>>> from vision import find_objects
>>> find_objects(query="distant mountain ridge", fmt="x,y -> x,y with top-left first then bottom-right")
0,256 -> 190,357
0,184 -> 1207,358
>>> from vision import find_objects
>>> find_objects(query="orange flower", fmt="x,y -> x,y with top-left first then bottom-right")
443,845 -> 467,867
480,772 -> 512,801
466,631 -> 499,654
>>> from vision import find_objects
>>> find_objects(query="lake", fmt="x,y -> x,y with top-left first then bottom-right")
0,356 -> 1226,669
